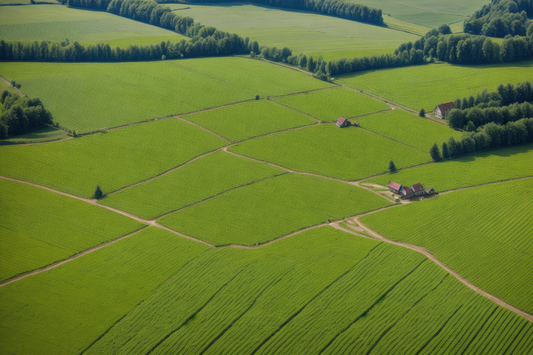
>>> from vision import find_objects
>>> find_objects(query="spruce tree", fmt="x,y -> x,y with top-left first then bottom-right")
94,185 -> 103,199
388,159 -> 397,172
442,141 -> 450,159
419,108 -> 425,117
430,143 -> 442,162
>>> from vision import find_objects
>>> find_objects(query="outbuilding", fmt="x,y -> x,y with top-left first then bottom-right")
434,102 -> 456,119
388,181 -> 402,194
336,117 -> 351,128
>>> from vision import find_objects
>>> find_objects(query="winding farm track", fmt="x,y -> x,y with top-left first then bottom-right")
2,173 -> 533,323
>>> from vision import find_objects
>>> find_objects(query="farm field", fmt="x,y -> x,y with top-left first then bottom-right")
0,126 -> 69,145
361,178 -> 533,314
159,174 -> 391,246
0,5 -> 185,43
229,124 -> 430,180
170,3 -> 419,60
367,144 -> 533,191
101,150 -> 286,219
83,228 -> 533,355
337,61 -> 533,113
183,100 -> 317,142
0,227 -> 210,355
0,119 -> 226,197
358,109 -> 463,151
272,87 -> 390,122
348,0 -> 488,27
0,57 -> 332,133
0,178 -> 145,282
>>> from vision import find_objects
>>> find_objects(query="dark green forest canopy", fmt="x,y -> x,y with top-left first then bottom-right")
464,0 -> 533,37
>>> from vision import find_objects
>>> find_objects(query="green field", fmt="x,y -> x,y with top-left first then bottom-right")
101,150 -> 285,219
337,61 -> 533,113
361,178 -> 533,314
229,124 -> 430,180
349,0 -> 487,27
367,144 -> 533,191
272,87 -> 390,122
82,228 -> 533,355
159,174 -> 391,246
0,178 -> 145,282
0,119 -> 226,197
358,109 -> 463,151
0,57 -> 332,133
0,126 -> 69,145
0,227 -> 210,355
169,3 -> 419,60
183,100 -> 317,142
0,5 -> 185,42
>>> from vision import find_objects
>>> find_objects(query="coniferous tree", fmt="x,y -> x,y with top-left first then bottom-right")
94,185 -> 103,199
441,141 -> 450,159
388,159 -> 397,172
419,108 -> 425,117
430,143 -> 442,162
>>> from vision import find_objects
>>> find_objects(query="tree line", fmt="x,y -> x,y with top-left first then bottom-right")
448,101 -> 533,130
0,90 -> 53,138
453,81 -> 533,110
164,0 -> 384,26
464,0 -> 532,38
430,117 -> 533,161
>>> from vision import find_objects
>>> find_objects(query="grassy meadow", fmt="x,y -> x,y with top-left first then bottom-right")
367,144 -> 533,191
80,228 -> 533,355
159,174 -> 391,246
0,227 -> 210,355
229,124 -> 430,180
272,87 -> 390,122
183,100 -> 317,142
169,3 -> 419,60
337,61 -> 533,113
361,178 -> 533,314
0,5 -> 185,43
0,126 -> 69,145
101,150 -> 286,219
0,178 -> 145,282
0,58 -> 332,133
358,109 -> 463,151
0,119 -> 227,197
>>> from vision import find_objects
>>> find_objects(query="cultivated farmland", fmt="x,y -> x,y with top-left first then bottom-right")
0,178 -> 145,282
272,87 -> 390,122
0,57 -> 332,133
0,227 -> 210,355
170,3 -> 419,60
82,227 -> 533,355
358,109 -> 463,151
159,174 -> 391,246
367,144 -> 533,191
101,150 -> 286,219
0,5 -> 185,43
361,178 -> 533,314
229,124 -> 430,180
337,61 -> 533,113
183,100 -> 317,142
0,119 -> 227,197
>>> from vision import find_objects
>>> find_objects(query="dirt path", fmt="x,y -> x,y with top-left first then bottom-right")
0,227 -> 148,288
0,75 -> 25,96
333,219 -> 533,322
175,116 -> 231,142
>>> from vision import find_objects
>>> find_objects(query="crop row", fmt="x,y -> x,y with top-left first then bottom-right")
361,178 -> 533,314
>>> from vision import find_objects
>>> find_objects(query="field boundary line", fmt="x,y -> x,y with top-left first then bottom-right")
358,125 -> 423,151
0,226 -> 149,288
175,116 -> 231,142
440,175 -> 533,194
0,75 -> 25,96
333,218 -> 533,322
268,99 -> 321,123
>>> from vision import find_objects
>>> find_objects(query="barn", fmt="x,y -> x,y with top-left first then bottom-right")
434,102 -> 456,119
336,117 -> 351,128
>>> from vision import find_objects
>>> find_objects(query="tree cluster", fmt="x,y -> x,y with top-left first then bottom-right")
453,81 -> 533,110
432,117 -> 533,161
448,101 -> 533,129
0,91 -> 53,138
464,0 -> 532,37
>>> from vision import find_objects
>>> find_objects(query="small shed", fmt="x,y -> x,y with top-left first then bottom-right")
434,102 -> 456,119
388,181 -> 402,194
336,117 -> 351,128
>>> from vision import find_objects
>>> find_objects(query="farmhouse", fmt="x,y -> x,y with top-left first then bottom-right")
389,181 -> 438,199
434,102 -> 456,119
336,117 -> 351,128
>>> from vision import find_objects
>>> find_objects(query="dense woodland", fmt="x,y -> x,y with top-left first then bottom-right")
464,0 -> 533,37
0,91 -> 53,138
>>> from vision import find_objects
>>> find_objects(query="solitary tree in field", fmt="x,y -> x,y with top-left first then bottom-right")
430,143 -> 442,162
419,108 -> 425,117
442,141 -> 450,159
388,159 -> 397,172
255,95 -> 259,100
94,185 -> 103,199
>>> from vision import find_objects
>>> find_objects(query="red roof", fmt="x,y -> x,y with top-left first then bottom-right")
337,117 -> 347,124
388,181 -> 402,191
436,102 -> 456,112
411,183 -> 424,192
